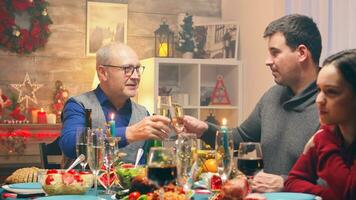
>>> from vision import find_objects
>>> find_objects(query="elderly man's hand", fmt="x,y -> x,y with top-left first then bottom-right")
181,115 -> 208,137
251,171 -> 284,193
125,115 -> 171,143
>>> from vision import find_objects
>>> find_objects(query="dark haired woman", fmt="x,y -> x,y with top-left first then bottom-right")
285,49 -> 356,200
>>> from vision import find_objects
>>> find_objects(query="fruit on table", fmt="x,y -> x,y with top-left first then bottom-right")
221,177 -> 250,199
129,191 -> 141,200
203,159 -> 217,173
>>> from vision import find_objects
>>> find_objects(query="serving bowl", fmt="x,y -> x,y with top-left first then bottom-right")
37,169 -> 93,195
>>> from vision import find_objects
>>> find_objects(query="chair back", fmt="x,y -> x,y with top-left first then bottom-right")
39,137 -> 63,169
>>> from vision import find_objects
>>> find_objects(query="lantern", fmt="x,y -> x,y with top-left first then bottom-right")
155,18 -> 174,57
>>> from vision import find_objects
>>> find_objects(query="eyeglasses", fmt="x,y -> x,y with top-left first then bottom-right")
102,64 -> 145,76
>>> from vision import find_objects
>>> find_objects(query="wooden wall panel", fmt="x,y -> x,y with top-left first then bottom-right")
0,0 -> 220,111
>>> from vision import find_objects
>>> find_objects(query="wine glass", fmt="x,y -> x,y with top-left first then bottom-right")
157,95 -> 174,136
87,128 -> 104,197
147,147 -> 177,200
215,129 -> 234,182
237,142 -> 263,178
171,103 -> 185,133
103,135 -> 119,195
76,127 -> 89,171
157,96 -> 172,117
176,133 -> 197,191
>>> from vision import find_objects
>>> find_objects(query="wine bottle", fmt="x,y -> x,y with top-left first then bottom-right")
85,109 -> 92,128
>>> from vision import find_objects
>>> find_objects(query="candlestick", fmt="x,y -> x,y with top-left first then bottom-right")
31,109 -> 40,123
220,118 -> 230,163
159,42 -> 168,57
46,113 -> 56,124
109,113 -> 116,136
37,108 -> 47,124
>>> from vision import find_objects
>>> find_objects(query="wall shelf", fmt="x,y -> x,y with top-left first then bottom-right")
138,57 -> 243,127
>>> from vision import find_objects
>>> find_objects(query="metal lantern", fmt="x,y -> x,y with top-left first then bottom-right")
154,19 -> 174,57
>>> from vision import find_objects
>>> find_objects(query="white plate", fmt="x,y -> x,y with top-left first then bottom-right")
2,183 -> 44,195
264,192 -> 321,200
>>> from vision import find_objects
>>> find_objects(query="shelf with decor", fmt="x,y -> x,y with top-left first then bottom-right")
137,57 -> 243,128
0,124 -> 61,183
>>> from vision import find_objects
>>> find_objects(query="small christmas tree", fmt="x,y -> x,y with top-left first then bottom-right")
176,14 -> 197,53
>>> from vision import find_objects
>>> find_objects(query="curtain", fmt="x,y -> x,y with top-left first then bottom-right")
285,0 -> 356,62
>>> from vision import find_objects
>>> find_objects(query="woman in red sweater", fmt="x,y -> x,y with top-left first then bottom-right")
284,49 -> 356,200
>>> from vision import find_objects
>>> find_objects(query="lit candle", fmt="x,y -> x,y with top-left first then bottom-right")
37,108 -> 47,124
109,113 -> 116,136
31,109 -> 40,123
159,42 -> 168,57
220,118 -> 229,157
46,113 -> 56,124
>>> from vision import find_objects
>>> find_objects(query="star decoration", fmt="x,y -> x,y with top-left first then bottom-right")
10,73 -> 43,108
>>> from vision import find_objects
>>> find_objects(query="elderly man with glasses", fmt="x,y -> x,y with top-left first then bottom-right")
60,42 -> 171,165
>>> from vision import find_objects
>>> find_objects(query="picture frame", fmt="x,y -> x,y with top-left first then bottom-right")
86,2 -> 128,56
194,22 -> 239,59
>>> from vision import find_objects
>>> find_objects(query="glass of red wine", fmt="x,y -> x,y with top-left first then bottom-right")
147,147 -> 177,200
237,142 -> 263,178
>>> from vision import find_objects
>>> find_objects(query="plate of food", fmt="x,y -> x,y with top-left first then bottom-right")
36,195 -> 98,200
2,182 -> 44,195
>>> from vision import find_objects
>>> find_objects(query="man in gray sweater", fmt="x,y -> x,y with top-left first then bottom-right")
182,14 -> 321,192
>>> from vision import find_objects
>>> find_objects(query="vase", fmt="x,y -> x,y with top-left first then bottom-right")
182,52 -> 193,59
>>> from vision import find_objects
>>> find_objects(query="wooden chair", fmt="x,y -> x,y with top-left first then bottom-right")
39,137 -> 63,169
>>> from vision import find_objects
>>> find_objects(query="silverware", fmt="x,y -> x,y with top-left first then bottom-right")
65,154 -> 85,172
134,148 -> 144,168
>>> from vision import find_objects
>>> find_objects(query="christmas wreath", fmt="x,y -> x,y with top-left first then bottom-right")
0,0 -> 52,54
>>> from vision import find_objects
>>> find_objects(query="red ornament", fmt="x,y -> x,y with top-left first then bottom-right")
9,106 -> 26,121
210,175 -> 223,191
210,75 -> 231,105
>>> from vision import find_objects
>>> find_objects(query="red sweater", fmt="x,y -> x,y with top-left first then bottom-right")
284,125 -> 356,200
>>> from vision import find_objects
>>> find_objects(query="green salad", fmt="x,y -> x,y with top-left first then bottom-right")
116,164 -> 145,189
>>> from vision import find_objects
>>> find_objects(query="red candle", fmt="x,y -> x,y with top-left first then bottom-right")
37,108 -> 47,124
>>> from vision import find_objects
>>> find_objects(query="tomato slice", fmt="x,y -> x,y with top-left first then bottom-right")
128,191 -> 141,200
121,163 -> 135,168
46,169 -> 58,174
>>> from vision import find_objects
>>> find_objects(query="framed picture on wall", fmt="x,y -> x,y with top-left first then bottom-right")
194,22 -> 239,59
86,2 -> 128,56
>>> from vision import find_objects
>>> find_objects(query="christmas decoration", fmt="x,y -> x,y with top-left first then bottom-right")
10,73 -> 44,109
0,88 -> 12,119
154,18 -> 174,57
210,75 -> 231,105
176,13 -> 197,55
0,129 -> 29,155
52,80 -> 69,122
0,0 -> 52,54
0,127 -> 60,156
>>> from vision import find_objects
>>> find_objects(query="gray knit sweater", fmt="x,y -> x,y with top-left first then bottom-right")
202,82 -> 320,176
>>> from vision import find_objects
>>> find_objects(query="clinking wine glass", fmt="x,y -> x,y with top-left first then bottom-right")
215,129 -> 234,182
87,128 -> 104,197
237,142 -> 264,178
157,95 -> 185,134
171,103 -> 185,134
147,147 -> 177,200
76,127 -> 89,171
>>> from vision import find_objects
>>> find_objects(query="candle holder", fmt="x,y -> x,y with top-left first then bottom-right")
215,119 -> 234,182
154,18 -> 174,58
